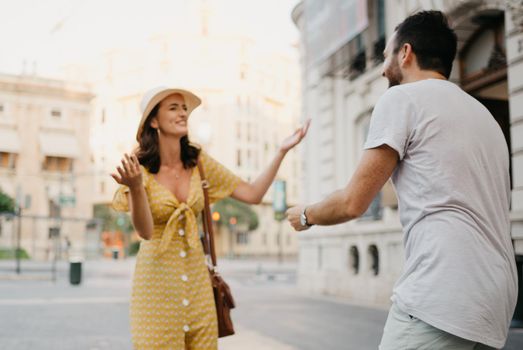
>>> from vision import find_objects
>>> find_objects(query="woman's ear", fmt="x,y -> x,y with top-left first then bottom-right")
149,117 -> 158,129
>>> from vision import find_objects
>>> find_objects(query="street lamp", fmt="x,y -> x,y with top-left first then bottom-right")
228,216 -> 237,258
273,180 -> 287,264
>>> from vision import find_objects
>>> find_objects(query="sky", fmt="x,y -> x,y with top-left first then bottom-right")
0,0 -> 300,79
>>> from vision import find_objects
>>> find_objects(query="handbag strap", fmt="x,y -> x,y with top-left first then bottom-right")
197,160 -> 217,268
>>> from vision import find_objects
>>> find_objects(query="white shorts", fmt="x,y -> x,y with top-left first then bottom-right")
379,303 -> 497,350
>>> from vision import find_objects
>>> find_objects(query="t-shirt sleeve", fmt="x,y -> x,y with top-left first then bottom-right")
111,166 -> 149,212
364,87 -> 417,160
200,151 -> 242,204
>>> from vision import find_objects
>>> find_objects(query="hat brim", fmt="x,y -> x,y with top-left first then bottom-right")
136,88 -> 201,141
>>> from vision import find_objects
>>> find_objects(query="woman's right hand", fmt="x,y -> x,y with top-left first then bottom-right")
110,153 -> 143,189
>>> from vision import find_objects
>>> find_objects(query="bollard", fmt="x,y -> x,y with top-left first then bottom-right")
69,258 -> 82,285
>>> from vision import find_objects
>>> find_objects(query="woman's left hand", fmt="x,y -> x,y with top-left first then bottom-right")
279,119 -> 311,154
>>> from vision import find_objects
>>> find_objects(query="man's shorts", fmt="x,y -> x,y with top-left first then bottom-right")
379,303 -> 497,350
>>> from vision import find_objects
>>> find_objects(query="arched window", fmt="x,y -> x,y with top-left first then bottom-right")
368,244 -> 379,276
349,246 -> 359,274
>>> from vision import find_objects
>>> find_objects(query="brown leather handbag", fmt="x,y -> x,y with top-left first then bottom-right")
197,161 -> 236,338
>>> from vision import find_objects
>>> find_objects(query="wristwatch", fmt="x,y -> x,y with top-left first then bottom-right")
300,207 -> 313,228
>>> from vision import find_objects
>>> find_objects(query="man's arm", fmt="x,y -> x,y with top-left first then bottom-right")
286,145 -> 398,230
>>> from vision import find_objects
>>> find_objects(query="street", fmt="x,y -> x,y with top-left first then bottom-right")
0,258 -> 521,349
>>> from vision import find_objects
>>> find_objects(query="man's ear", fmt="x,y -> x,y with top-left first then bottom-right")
400,43 -> 414,67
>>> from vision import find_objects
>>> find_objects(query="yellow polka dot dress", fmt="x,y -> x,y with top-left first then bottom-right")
112,151 -> 241,350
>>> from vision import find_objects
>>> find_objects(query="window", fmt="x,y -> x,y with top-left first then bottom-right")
0,152 -> 17,169
349,246 -> 359,274
368,245 -> 379,276
349,34 -> 367,80
376,0 -> 385,38
48,200 -> 61,218
236,150 -> 242,167
50,109 -> 62,119
43,156 -> 73,173
236,232 -> 248,244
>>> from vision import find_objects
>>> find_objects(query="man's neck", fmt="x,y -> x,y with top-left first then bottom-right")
402,70 -> 447,85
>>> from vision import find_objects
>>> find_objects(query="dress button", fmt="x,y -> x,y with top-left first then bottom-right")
179,214 -> 185,221
183,325 -> 190,332
180,251 -> 187,258
181,275 -> 188,282
182,299 -> 190,306
178,229 -> 185,236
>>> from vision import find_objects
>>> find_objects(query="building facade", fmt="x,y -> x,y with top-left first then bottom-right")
293,0 -> 523,307
0,73 -> 95,260
66,0 -> 302,258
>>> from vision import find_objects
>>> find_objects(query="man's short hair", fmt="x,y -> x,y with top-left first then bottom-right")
394,10 -> 457,78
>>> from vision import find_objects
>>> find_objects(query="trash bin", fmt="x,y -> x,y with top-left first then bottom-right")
112,248 -> 119,260
69,258 -> 82,285
512,254 -> 523,328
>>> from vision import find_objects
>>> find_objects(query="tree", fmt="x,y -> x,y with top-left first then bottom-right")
93,204 -> 134,233
212,197 -> 259,231
0,189 -> 15,213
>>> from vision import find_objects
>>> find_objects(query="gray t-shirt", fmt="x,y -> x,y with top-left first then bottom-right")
364,79 -> 517,348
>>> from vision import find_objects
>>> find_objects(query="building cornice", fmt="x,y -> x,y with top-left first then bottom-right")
0,73 -> 93,102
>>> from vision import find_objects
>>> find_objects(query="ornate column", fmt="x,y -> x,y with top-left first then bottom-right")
506,1 -> 523,254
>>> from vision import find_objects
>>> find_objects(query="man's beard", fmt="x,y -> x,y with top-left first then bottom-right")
385,59 -> 403,88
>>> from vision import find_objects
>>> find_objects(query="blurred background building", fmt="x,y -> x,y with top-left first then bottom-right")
0,73 -> 95,260
292,0 -> 523,307
0,0 -> 302,262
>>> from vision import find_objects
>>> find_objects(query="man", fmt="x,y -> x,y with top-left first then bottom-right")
286,11 -> 517,350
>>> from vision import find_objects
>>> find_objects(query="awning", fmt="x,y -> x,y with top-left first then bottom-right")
0,128 -> 20,153
39,132 -> 80,158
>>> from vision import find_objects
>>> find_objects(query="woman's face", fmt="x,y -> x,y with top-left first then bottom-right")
150,93 -> 189,138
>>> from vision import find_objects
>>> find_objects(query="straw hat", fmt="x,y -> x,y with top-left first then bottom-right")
136,86 -> 202,141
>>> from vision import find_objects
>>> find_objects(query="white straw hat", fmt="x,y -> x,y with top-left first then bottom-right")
136,86 -> 201,141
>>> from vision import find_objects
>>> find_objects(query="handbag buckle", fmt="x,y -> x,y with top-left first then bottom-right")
201,180 -> 210,189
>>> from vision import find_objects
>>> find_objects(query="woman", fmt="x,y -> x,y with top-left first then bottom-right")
111,86 -> 309,349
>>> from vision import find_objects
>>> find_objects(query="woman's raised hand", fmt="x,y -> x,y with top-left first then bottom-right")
279,118 -> 311,154
111,153 -> 143,189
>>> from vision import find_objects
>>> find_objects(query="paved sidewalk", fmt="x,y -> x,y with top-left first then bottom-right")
0,257 -> 521,349
220,327 -> 298,350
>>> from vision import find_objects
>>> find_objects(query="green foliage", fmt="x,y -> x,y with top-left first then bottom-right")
0,247 -> 30,260
0,189 -> 15,213
93,204 -> 134,233
212,197 -> 259,231
128,241 -> 141,256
